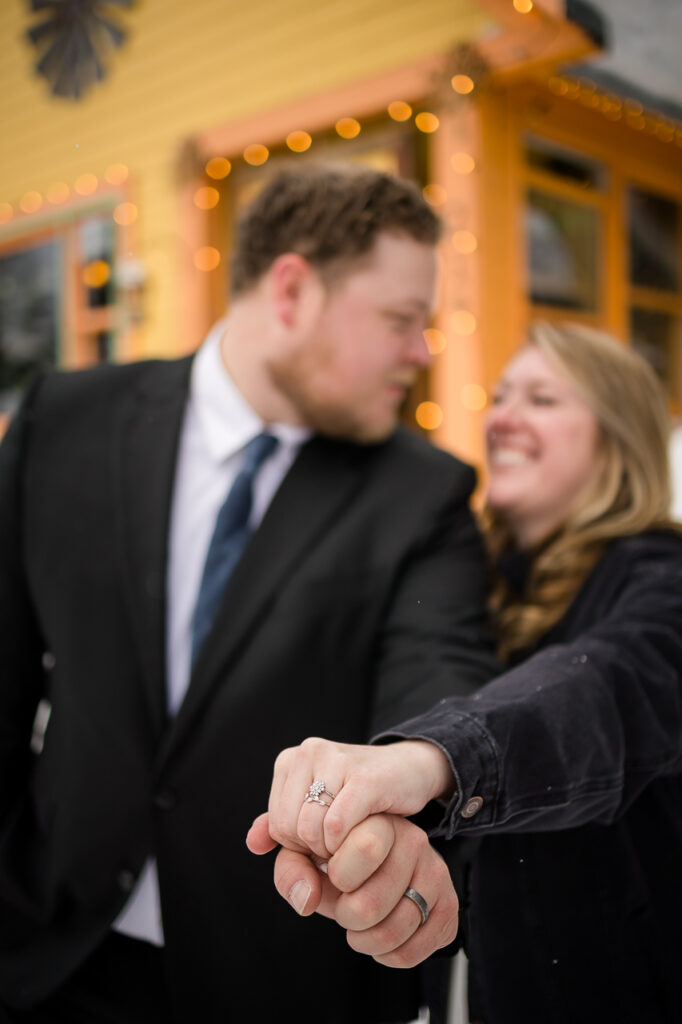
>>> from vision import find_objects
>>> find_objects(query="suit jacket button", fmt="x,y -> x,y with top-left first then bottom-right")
461,795 -> 484,818
117,869 -> 136,893
153,788 -> 177,811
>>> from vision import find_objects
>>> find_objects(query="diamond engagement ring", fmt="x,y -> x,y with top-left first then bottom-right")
304,780 -> 336,806
403,887 -> 429,926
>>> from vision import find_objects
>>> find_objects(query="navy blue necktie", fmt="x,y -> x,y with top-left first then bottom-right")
191,432 -> 278,665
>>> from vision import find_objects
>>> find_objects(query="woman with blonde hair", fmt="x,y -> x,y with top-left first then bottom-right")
251,323 -> 682,1024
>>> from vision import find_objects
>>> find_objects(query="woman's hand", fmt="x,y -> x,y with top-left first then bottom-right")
261,736 -> 455,861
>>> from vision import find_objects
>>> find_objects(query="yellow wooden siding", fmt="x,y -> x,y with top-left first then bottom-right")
0,0 -> 486,358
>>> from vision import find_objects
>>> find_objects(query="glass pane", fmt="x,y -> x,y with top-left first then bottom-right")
80,215 -> 115,308
526,190 -> 599,310
0,240 -> 60,415
628,187 -> 679,292
525,136 -> 606,191
630,308 -> 682,408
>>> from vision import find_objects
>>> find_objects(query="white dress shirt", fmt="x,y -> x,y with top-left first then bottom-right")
113,322 -> 310,945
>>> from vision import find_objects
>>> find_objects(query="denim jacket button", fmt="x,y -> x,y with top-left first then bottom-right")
461,795 -> 484,818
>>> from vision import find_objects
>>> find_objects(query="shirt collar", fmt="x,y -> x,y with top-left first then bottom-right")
191,320 -> 311,462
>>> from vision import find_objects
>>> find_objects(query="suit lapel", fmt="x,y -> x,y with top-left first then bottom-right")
114,357 -> 193,742
159,435 -> 368,755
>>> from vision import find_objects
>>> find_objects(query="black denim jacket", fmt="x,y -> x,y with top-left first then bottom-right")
378,530 -> 682,1023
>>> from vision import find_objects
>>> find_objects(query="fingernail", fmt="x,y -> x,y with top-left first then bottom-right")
289,880 -> 311,915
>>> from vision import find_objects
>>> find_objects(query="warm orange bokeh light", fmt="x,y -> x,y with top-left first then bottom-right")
422,184 -> 447,207
243,144 -> 269,166
387,101 -> 412,122
451,152 -> 476,174
20,191 -> 42,213
452,230 -> 478,254
194,246 -> 221,271
82,260 -> 111,289
335,118 -> 361,139
113,202 -> 138,226
74,173 -> 98,196
415,112 -> 439,134
451,310 -> 477,335
513,0 -> 534,12
460,383 -> 487,412
47,182 -> 70,204
451,75 -> 474,95
416,401 -> 444,431
423,328 -> 446,355
105,163 -> 129,185
194,186 -> 220,210
206,157 -> 232,180
286,130 -> 312,153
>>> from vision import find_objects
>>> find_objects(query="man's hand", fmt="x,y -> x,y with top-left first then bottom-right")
247,811 -> 459,967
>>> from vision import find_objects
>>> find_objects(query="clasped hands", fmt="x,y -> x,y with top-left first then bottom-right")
246,737 -> 459,968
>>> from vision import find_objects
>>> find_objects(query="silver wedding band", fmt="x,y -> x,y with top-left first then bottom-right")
304,780 -> 336,806
403,886 -> 429,926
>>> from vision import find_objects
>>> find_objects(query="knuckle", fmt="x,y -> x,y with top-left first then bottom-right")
342,887 -> 383,927
351,826 -> 385,864
324,812 -> 345,845
299,736 -> 325,757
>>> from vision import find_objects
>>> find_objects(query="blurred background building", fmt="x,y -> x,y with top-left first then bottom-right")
1,0 -> 681,481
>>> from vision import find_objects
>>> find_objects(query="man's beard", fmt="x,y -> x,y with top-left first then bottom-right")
267,353 -> 397,445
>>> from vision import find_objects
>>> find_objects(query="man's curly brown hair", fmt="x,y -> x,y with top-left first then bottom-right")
230,162 -> 442,296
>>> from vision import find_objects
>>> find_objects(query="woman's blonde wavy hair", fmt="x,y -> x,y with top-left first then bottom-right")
483,321 -> 678,659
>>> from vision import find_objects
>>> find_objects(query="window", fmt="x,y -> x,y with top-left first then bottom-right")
523,135 -> 606,319
526,190 -> 600,311
629,187 -> 679,292
0,236 -> 60,417
628,186 -> 682,409
0,202 -> 122,419
520,129 -> 682,410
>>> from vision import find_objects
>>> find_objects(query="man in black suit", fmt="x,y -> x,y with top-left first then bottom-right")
0,163 -> 496,1023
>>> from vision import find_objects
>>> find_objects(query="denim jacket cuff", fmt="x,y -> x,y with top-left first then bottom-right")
372,704 -> 500,838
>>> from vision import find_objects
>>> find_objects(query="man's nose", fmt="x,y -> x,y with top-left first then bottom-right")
408,328 -> 433,368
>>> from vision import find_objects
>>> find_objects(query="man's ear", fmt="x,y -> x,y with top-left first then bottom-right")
268,253 -> 321,327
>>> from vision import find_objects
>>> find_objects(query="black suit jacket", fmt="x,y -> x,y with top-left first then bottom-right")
0,357 -> 497,1022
